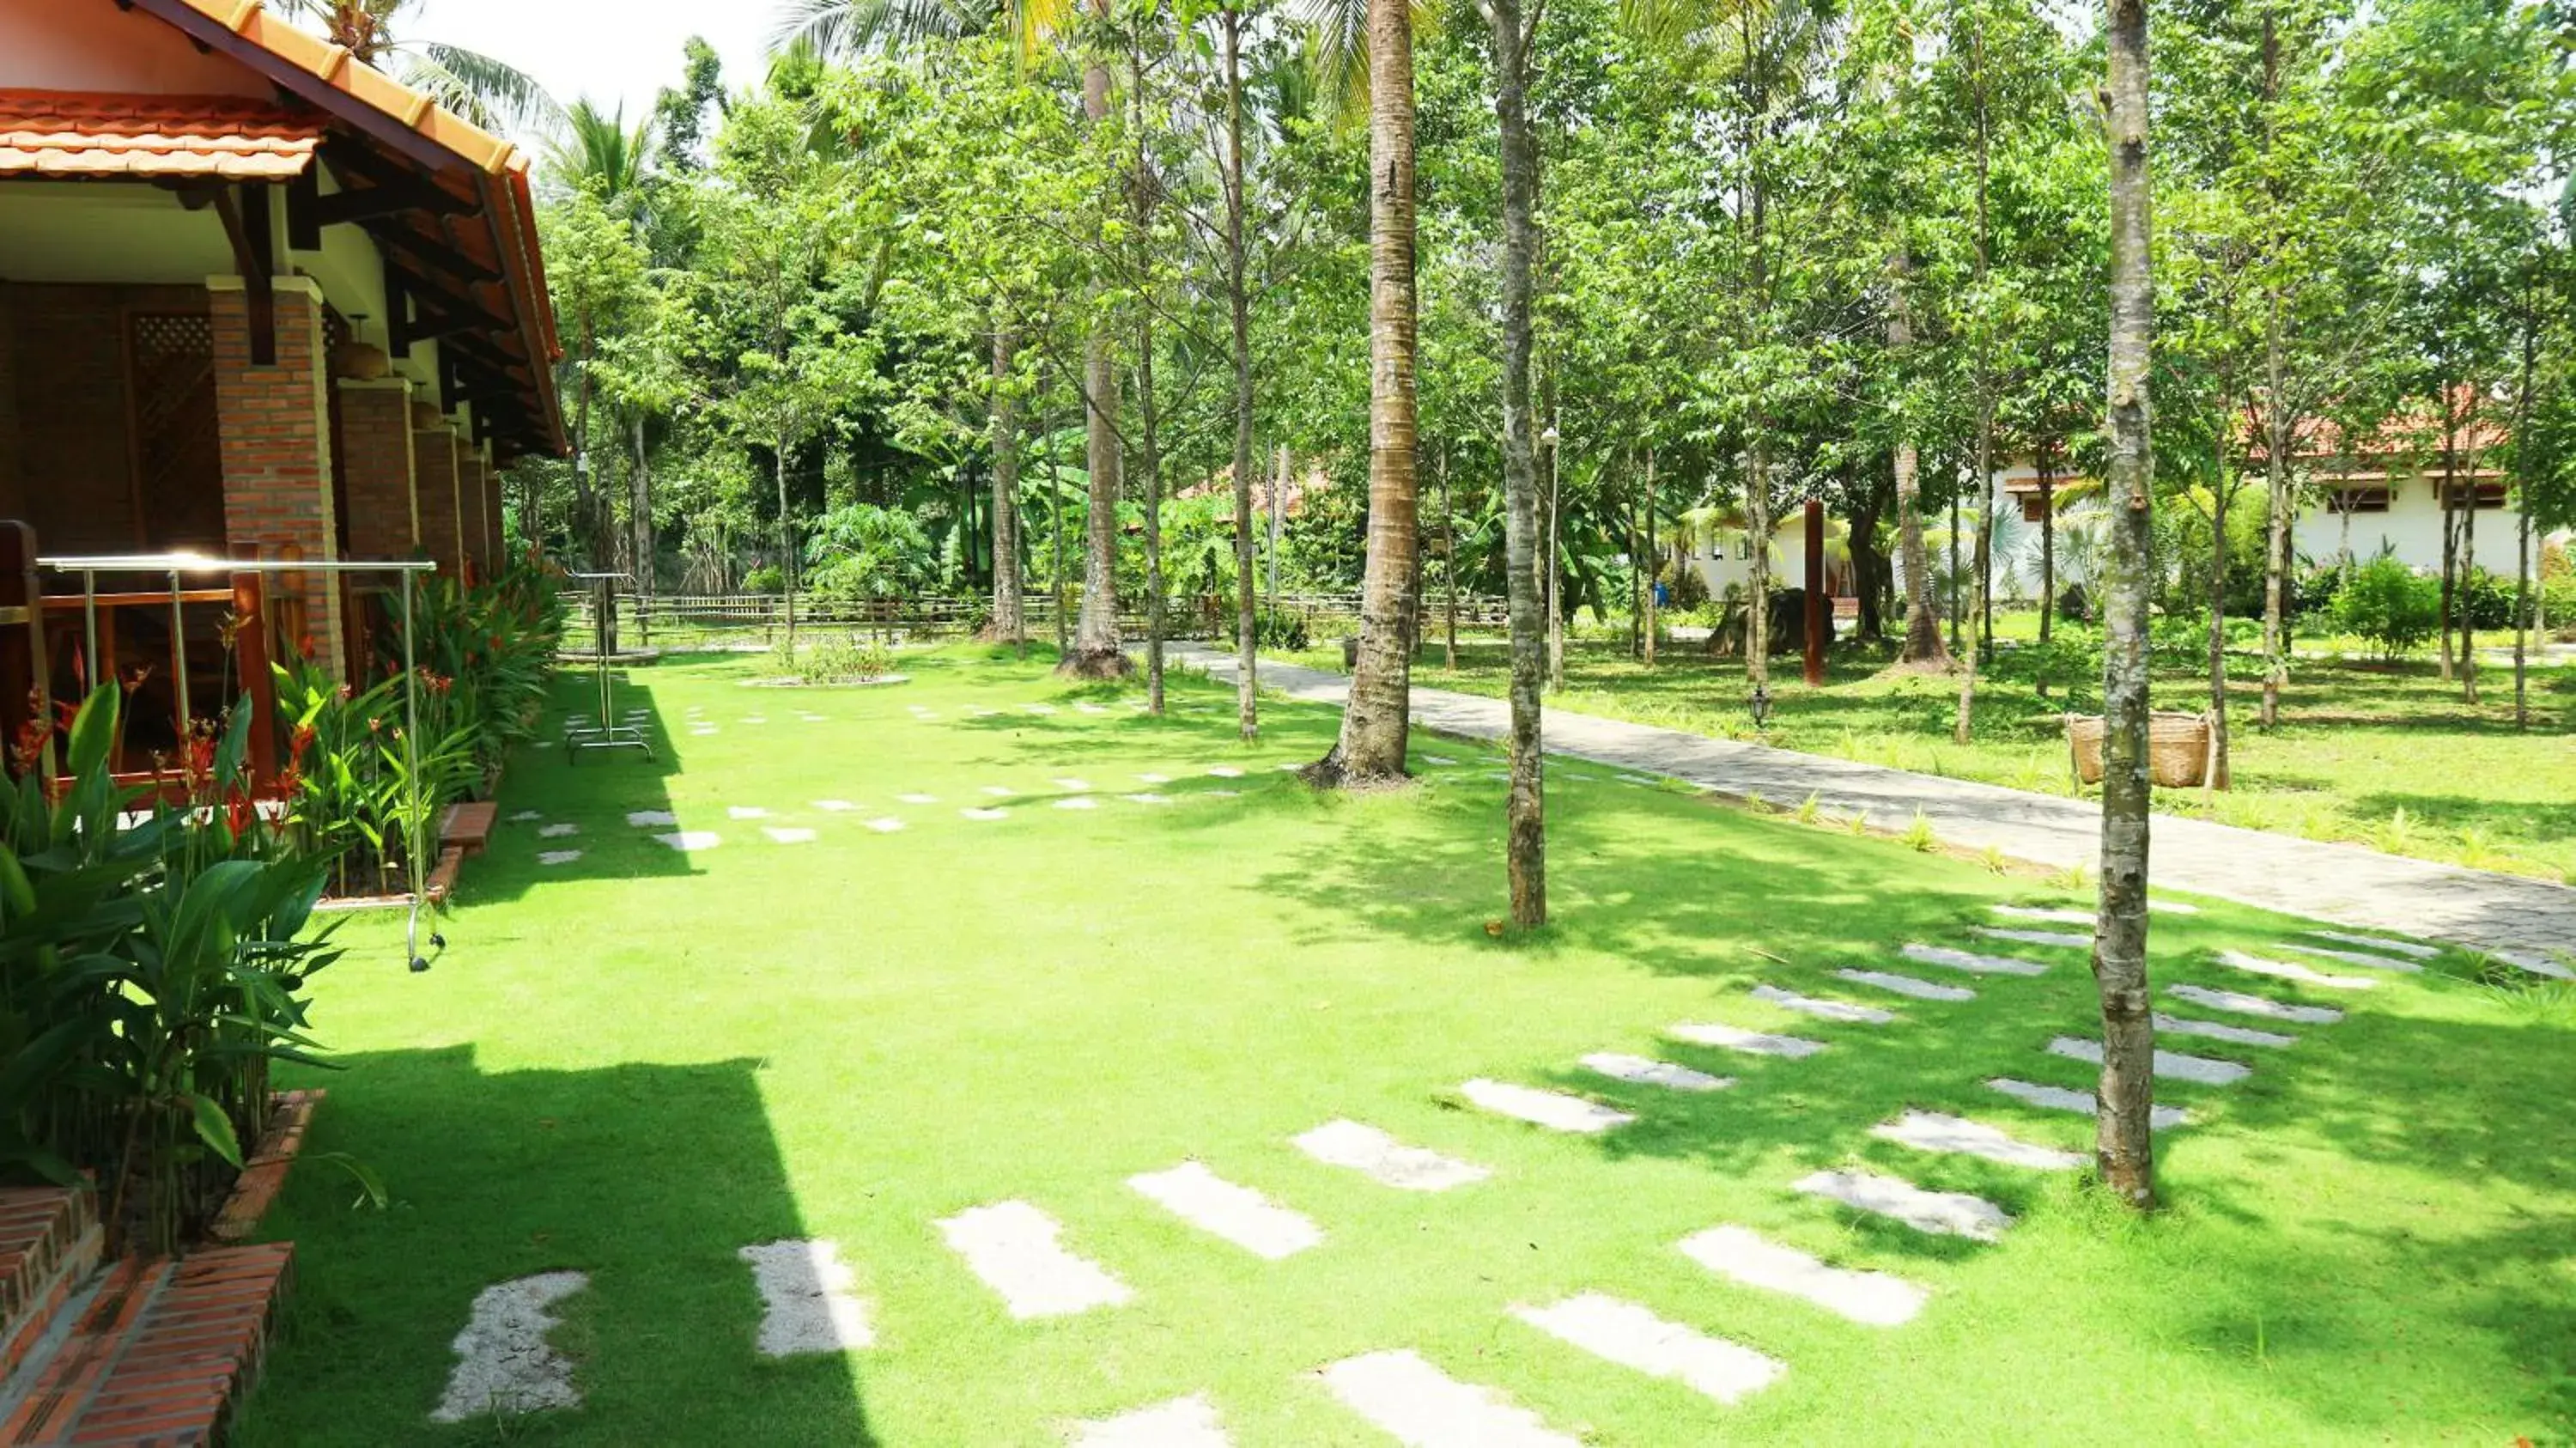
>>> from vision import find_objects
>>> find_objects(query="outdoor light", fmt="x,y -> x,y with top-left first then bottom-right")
1540,424 -> 1560,450
1750,683 -> 1773,730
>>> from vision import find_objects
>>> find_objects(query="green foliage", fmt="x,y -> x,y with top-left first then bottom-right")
785,636 -> 899,684
1254,609 -> 1312,652
743,565 -> 786,594
2332,556 -> 2445,659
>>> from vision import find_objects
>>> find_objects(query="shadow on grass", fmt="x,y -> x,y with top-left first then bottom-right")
457,671 -> 699,908
233,1047 -> 877,1448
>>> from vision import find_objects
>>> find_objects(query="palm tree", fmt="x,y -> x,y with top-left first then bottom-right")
275,1 -> 559,131
1480,0 -> 1546,920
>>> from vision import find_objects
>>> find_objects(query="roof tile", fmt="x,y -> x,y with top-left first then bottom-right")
0,89 -> 322,179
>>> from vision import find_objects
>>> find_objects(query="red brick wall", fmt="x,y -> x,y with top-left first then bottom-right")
457,451 -> 489,577
412,420 -> 463,575
336,380 -> 416,563
210,277 -> 344,678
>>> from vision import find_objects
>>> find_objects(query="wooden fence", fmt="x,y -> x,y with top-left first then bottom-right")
566,591 -> 1516,651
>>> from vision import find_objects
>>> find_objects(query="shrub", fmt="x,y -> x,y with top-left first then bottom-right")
788,636 -> 897,684
743,564 -> 785,594
2331,556 -> 2442,659
1668,566 -> 1711,613
1254,608 -> 1311,651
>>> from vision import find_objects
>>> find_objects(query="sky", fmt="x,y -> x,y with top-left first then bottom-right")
404,0 -> 777,137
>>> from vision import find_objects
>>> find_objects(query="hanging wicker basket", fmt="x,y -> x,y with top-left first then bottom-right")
2066,712 -> 2216,789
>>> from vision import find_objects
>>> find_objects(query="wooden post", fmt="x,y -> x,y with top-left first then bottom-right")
232,572 -> 277,787
1803,497 -> 1828,687
0,521 -> 52,777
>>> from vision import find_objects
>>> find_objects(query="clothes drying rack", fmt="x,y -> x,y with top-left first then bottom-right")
37,552 -> 447,971
565,570 -> 652,761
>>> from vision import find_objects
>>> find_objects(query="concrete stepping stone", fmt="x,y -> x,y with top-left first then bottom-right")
1123,793 -> 1175,806
1073,1395 -> 1232,1447
2494,948 -> 2576,981
935,1202 -> 1132,1319
864,818 -> 905,833
538,823 -> 580,838
1616,773 -> 1657,785
1316,1350 -> 1578,1448
1511,1293 -> 1783,1406
1076,702 -> 1110,715
1905,943 -> 2048,976
2305,928 -> 2438,960
429,1271 -> 590,1422
2280,941 -> 2421,974
1054,797 -> 1099,811
962,807 -> 1010,822
762,827 -> 818,844
1127,1162 -> 1322,1260
2047,1037 -> 2250,1086
1138,772 -> 1172,784
2149,899 -> 2201,914
1677,1225 -> 1924,1327
1207,766 -> 1244,778
2218,949 -> 2378,991
1292,1121 -> 1488,1192
1024,704 -> 1058,715
691,726 -> 719,736
743,715 -> 769,724
814,800 -> 860,812
1872,1110 -> 2083,1170
981,786 -> 1016,797
738,1239 -> 873,1355
728,806 -> 769,820
1053,777 -> 1094,791
1751,983 -> 1893,1025
538,850 -> 583,867
1461,1079 -> 1633,1134
1986,1077 -> 2189,1130
2166,983 -> 2342,1025
1206,789 -> 1241,799
1581,1053 -> 1732,1092
508,810 -> 544,823
1792,1170 -> 2011,1242
896,794 -> 939,805
2152,1013 -> 2295,1049
1668,1022 -> 1826,1059
1972,926 -> 2090,950
1424,754 -> 1460,766
1991,904 -> 2087,924
655,831 -> 721,853
1834,969 -> 1975,1002
625,809 -> 677,827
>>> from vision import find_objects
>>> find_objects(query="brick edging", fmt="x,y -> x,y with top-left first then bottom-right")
208,1091 -> 326,1245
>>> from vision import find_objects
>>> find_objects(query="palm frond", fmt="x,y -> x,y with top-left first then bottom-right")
771,0 -> 995,58
395,40 -> 563,132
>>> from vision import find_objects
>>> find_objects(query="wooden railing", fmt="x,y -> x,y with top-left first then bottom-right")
563,591 -> 1516,651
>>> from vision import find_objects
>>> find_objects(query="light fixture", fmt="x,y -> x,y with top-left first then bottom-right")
1540,424 -> 1560,450
1749,683 -> 1772,731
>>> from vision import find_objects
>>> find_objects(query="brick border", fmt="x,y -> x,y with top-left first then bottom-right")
208,1091 -> 325,1246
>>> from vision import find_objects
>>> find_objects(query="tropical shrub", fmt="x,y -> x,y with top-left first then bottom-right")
786,635 -> 897,684
2331,556 -> 2443,659
744,564 -> 786,594
1254,609 -> 1311,651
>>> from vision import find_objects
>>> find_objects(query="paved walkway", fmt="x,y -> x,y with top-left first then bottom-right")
1172,645 -> 2576,975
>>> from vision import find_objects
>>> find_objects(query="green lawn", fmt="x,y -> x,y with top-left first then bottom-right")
1300,627 -> 2576,882
234,646 -> 2574,1446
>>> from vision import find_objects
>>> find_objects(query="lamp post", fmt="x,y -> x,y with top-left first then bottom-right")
1539,423 -> 1562,691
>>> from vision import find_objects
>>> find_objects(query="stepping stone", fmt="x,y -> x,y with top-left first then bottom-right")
763,827 -> 818,844
813,800 -> 860,812
864,818 -> 905,833
797,712 -> 827,722
1905,943 -> 2048,976
1511,1293 -> 1782,1406
532,741 -> 556,749
1792,1170 -> 2011,1242
1616,774 -> 1657,785
538,849 -> 583,867
626,810 -> 677,827
1292,1120 -> 1487,1192
1077,702 -> 1110,715
1986,1077 -> 2189,1130
2149,899 -> 2202,915
1207,766 -> 1244,778
962,807 -> 1010,822
1317,1350 -> 1578,1448
2152,1013 -> 2295,1049
2280,941 -> 2421,974
692,727 -> 719,737
1275,762 -> 1302,771
1054,797 -> 1099,811
1123,794 -> 1174,806
1834,969 -> 1975,1002
896,794 -> 939,805
2218,949 -> 2378,991
1073,1395 -> 1231,1447
538,823 -> 580,838
508,810 -> 544,823
1138,773 -> 1172,784
1871,1110 -> 2084,1170
2166,983 -> 2342,1025
935,1202 -> 1132,1319
2306,929 -> 2439,960
1972,926 -> 2091,950
1991,903 -> 2088,925
655,830 -> 722,853
1025,704 -> 1058,715
744,715 -> 769,724
2494,947 -> 2576,981
1053,778 -> 1094,791
1461,1079 -> 1633,1134
1751,983 -> 1894,1025
969,707 -> 999,717
1580,1052 -> 1732,1092
1677,1225 -> 1924,1327
1424,754 -> 1460,766
2047,1037 -> 2251,1086
1127,1162 -> 1322,1259
981,786 -> 1016,797
738,1239 -> 873,1355
1668,1022 -> 1826,1059
429,1271 -> 590,1422
728,806 -> 770,820
1205,789 -> 1241,799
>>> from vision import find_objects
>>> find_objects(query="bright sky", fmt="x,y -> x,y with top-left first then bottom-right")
404,0 -> 779,136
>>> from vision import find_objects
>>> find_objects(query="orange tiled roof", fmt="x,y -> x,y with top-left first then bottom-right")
0,89 -> 325,179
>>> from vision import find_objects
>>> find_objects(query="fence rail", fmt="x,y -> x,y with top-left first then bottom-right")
564,591 -> 1516,651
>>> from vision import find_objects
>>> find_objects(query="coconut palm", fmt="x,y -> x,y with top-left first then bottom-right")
275,1 -> 559,131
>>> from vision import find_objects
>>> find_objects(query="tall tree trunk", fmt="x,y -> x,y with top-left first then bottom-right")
2095,0 -> 2158,1210
1489,0 -> 1546,925
1544,378 -> 1565,692
1269,443 -> 1287,608
1891,244 -> 1947,667
1738,5 -> 1771,697
1443,447 -> 1459,670
1223,8 -> 1260,740
1051,398 -> 1070,654
775,435 -> 797,658
2208,442 -> 2233,791
1313,0 -> 1419,783
2514,300 -> 2538,731
1642,447 -> 1659,665
2462,459 -> 2479,705
631,411 -> 653,649
1064,53 -> 1130,679
1958,11 -> 1994,741
2438,381 -> 2460,683
1133,49 -> 1166,715
2036,447 -> 2057,699
991,322 -> 1027,652
2257,14 -> 2291,732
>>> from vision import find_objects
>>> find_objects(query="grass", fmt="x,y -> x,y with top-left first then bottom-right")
1305,622 -> 2576,882
232,645 -> 2574,1445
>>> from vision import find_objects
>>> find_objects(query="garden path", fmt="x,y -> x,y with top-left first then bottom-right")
1170,645 -> 2576,974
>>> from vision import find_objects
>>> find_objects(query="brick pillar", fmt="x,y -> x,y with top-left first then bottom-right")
210,275 -> 345,678
412,405 -> 464,575
457,445 -> 489,578
336,378 -> 416,561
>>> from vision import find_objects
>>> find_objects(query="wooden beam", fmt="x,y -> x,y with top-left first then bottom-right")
383,256 -> 510,333
313,166 -> 478,227
359,217 -> 502,284
285,167 -> 321,251
210,185 -> 277,366
383,251 -> 410,358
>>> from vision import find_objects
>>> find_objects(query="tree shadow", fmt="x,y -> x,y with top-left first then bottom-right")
231,1047 -> 877,1447
459,671 -> 702,907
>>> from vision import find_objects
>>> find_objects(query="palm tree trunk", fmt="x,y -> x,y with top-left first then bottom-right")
1224,8 -> 1260,740
1312,0 -> 1419,784
2208,439 -> 2232,791
2095,0 -> 2158,1210
1051,398 -> 1069,654
1544,379 -> 1566,692
631,411 -> 653,648
776,434 -> 797,658
1443,447 -> 1459,670
991,321 -> 1026,651
2258,17 -> 2291,732
1490,0 -> 1546,926
1133,48 -> 1166,715
1642,447 -> 1658,666
1891,244 -> 1946,667
1064,53 -> 1130,679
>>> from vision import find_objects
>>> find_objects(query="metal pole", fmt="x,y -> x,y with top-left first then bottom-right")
168,569 -> 191,738
403,572 -> 425,970
82,572 -> 98,692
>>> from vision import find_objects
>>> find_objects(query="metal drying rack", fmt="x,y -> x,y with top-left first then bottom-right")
564,571 -> 653,761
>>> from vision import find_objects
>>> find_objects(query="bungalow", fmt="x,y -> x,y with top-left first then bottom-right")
0,0 -> 564,773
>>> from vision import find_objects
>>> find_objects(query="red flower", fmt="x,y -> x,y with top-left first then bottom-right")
289,723 -> 317,764
225,793 -> 253,837
298,635 -> 318,660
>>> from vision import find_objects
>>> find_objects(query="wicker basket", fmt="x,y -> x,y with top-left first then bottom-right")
2066,712 -> 2216,789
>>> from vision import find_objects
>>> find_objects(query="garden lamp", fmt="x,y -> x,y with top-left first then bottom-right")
1750,683 -> 1773,731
